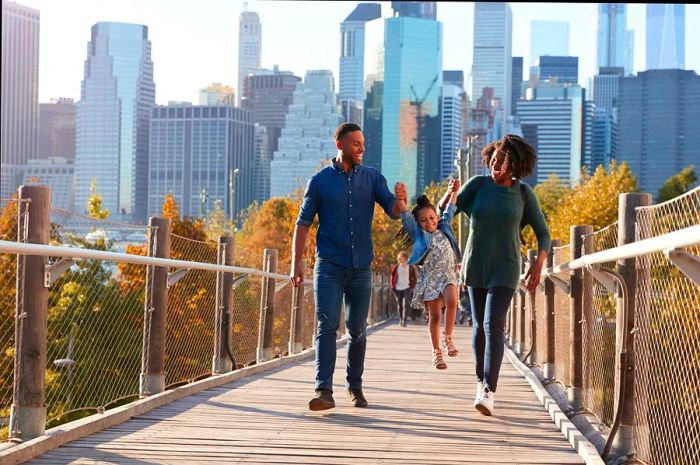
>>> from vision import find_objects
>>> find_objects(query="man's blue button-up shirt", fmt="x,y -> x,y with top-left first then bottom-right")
296,159 -> 399,269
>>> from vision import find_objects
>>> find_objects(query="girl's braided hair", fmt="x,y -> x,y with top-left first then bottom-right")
481,134 -> 537,180
395,194 -> 436,249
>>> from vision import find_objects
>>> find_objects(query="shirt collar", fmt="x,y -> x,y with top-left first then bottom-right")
332,157 -> 361,174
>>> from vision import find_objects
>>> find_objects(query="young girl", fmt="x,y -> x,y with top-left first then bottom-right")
394,179 -> 462,369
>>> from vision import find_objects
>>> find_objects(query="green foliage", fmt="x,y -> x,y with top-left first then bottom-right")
204,199 -> 235,241
657,165 -> 697,203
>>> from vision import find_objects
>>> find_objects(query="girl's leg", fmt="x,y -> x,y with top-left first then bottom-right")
483,286 -> 516,392
425,299 -> 442,350
441,284 -> 459,338
468,287 -> 488,382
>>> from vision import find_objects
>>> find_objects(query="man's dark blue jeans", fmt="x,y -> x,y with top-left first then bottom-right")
314,257 -> 372,393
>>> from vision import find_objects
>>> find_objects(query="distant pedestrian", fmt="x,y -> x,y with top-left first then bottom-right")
390,251 -> 417,327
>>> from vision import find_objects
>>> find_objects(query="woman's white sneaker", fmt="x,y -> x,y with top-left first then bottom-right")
475,388 -> 494,416
473,381 -> 484,407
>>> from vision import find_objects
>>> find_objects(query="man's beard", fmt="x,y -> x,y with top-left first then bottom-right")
344,150 -> 361,168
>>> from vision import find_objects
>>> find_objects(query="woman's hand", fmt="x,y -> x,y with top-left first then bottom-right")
524,252 -> 547,292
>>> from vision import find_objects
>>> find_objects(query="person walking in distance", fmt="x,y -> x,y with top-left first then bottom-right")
390,252 -> 417,327
290,123 -> 407,411
455,134 -> 551,416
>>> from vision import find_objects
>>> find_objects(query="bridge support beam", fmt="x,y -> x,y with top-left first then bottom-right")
543,241 -> 559,380
140,217 -> 171,397
288,260 -> 305,355
568,225 -> 592,408
610,192 -> 651,459
213,235 -> 234,374
524,249 -> 537,365
10,185 -> 50,440
257,249 -> 277,363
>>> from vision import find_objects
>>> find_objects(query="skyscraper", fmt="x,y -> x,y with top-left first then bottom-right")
440,71 -> 465,180
624,30 -> 635,76
646,4 -> 685,70
529,20 -> 569,66
362,16 -> 386,171
237,3 -> 261,105
148,105 -> 255,218
74,22 -> 155,222
616,69 -> 699,197
598,4 -> 627,72
391,1 -> 437,19
199,83 -> 235,106
1,0 -> 40,199
241,67 -> 301,155
22,157 -> 74,210
537,56 -> 579,84
339,3 -> 382,102
511,57 -> 523,116
593,67 -> 624,114
380,15 -> 443,196
252,124 -> 271,203
38,98 -> 76,161
269,70 -> 342,198
516,83 -> 589,185
472,3 -> 512,121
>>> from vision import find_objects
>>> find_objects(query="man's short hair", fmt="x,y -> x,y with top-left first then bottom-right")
334,123 -> 362,141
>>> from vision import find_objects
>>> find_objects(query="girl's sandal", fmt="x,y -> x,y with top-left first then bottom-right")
443,333 -> 459,357
432,349 -> 447,370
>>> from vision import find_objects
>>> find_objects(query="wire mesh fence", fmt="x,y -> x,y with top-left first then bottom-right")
165,234 -> 218,387
553,244 -> 571,386
0,198 -> 29,440
43,211 -> 151,429
633,188 -> 700,465
581,222 -> 619,428
231,248 -> 264,367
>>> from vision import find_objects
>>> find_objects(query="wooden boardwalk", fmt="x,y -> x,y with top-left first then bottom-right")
28,324 -> 584,464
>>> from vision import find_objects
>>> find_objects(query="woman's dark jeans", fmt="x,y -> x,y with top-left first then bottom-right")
468,286 -> 515,392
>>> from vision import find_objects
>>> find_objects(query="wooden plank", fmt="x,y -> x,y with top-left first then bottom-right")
28,325 -> 584,464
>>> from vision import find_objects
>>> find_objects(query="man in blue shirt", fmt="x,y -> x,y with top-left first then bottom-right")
291,123 -> 407,411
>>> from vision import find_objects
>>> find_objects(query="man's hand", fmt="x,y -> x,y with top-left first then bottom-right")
394,182 -> 407,201
290,260 -> 304,288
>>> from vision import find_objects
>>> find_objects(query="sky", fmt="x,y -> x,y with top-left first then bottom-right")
20,0 -> 700,105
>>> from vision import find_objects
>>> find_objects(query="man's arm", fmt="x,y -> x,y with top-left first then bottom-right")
290,224 -> 310,287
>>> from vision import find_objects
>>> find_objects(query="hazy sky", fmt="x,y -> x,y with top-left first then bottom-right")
22,1 -> 700,105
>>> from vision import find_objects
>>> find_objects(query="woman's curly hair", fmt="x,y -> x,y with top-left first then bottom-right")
395,194 -> 436,249
481,134 -> 537,180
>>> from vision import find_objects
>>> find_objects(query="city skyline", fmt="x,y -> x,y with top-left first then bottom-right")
22,1 -> 700,105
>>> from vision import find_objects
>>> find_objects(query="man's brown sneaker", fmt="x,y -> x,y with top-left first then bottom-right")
347,388 -> 368,408
309,389 -> 335,411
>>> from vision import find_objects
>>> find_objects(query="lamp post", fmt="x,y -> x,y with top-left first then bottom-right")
229,168 -> 240,226
199,188 -> 208,219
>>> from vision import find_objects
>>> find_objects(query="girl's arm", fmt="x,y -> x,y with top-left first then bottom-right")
439,179 -> 461,222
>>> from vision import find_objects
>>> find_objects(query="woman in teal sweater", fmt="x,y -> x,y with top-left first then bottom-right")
455,134 -> 551,416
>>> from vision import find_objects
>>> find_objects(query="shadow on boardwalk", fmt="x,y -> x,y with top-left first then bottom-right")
28,325 -> 583,464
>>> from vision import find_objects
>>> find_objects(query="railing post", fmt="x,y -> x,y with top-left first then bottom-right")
611,192 -> 652,458
140,217 -> 171,397
569,225 -> 593,408
213,235 -> 234,374
526,249 -> 537,365
543,240 -> 558,379
257,248 -> 277,363
288,259 -> 305,354
10,185 -> 50,440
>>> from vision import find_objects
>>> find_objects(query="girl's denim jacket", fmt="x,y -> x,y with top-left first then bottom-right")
400,203 -> 462,266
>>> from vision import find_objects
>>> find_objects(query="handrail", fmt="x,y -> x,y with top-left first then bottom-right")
540,225 -> 700,277
0,239 -> 289,280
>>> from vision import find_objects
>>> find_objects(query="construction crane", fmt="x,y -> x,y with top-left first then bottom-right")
410,75 -> 438,188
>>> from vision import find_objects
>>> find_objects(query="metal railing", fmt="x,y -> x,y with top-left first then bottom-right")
508,187 -> 700,465
0,186 -> 397,443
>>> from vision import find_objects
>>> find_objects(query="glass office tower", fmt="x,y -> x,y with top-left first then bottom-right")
75,22 -> 155,222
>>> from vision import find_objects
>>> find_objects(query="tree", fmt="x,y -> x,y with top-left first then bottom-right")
86,178 -> 109,220
657,165 -> 697,203
204,199 -> 234,241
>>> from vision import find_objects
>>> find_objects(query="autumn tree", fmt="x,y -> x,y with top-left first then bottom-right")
657,165 -> 697,203
86,178 -> 110,220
